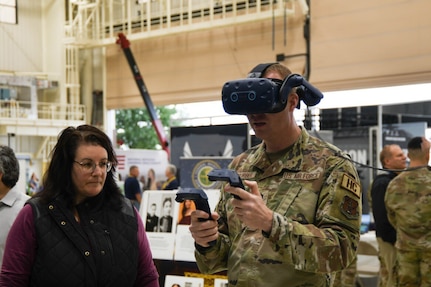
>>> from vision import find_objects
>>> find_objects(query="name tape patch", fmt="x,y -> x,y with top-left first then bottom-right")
283,172 -> 320,181
237,171 -> 256,180
341,174 -> 360,198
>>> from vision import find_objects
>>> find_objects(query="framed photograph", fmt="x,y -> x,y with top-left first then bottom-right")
140,190 -> 179,260
164,275 -> 204,287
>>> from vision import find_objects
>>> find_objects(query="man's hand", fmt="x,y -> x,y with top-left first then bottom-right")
225,180 -> 273,233
189,210 -> 219,247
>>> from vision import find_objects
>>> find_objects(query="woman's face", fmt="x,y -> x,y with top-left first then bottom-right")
148,169 -> 155,179
163,199 -> 172,216
72,144 -> 109,204
184,199 -> 192,209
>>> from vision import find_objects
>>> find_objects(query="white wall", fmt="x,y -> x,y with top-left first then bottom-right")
0,0 -> 43,72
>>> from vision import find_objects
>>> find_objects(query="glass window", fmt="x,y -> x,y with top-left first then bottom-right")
0,0 -> 17,24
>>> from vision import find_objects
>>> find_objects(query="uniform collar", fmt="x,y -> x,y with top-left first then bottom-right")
252,127 -> 309,174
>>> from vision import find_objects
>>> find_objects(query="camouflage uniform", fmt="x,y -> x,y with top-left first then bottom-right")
385,166 -> 431,286
332,257 -> 359,287
195,128 -> 362,287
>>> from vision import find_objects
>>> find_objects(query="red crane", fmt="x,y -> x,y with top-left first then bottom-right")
116,33 -> 170,157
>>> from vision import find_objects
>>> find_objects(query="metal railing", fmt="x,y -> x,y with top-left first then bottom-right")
65,0 -> 301,46
0,100 -> 86,122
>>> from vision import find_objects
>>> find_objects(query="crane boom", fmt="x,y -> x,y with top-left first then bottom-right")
116,33 -> 170,157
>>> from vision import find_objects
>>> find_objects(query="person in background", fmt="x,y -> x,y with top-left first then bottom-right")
139,174 -> 146,192
0,124 -> 159,287
145,168 -> 158,190
369,144 -> 406,287
385,136 -> 431,286
27,172 -> 39,196
161,164 -> 179,190
156,180 -> 164,190
124,165 -> 142,210
0,146 -> 30,268
189,63 -> 362,286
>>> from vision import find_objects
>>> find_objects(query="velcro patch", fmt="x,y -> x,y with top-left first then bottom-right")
283,171 -> 320,180
340,174 -> 360,198
237,171 -> 256,180
340,195 -> 360,219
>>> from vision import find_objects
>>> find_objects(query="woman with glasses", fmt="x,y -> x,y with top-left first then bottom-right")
0,125 -> 159,287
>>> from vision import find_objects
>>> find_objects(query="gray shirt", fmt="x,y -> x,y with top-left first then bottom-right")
0,188 -> 30,267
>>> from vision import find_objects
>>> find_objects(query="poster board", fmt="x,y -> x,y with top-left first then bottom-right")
140,190 -> 179,260
139,189 -> 221,261
164,275 -> 204,287
173,189 -> 220,262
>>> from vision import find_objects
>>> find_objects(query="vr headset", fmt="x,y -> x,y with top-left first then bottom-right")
221,63 -> 324,114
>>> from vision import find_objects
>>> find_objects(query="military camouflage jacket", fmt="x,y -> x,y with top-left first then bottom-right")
195,128 -> 362,287
385,166 -> 431,251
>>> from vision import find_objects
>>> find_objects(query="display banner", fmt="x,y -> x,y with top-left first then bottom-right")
170,123 -> 249,177
179,157 -> 233,189
382,122 -> 427,149
114,148 -> 169,187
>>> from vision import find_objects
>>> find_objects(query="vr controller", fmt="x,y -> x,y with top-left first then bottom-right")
221,73 -> 324,114
175,188 -> 212,220
175,188 -> 216,246
207,169 -> 244,200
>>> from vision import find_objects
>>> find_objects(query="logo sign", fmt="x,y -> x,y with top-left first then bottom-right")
192,159 -> 222,189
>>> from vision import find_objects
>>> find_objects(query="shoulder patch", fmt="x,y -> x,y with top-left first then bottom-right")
340,195 -> 360,219
340,173 -> 360,198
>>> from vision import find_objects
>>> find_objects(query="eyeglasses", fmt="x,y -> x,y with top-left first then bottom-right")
74,160 -> 113,173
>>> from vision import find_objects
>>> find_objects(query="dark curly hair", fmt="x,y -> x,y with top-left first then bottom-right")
0,145 -> 20,188
35,125 -> 123,209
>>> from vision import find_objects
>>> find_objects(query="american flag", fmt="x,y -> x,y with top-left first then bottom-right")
117,154 -> 126,170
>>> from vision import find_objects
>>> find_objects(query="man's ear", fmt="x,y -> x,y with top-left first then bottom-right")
287,92 -> 300,111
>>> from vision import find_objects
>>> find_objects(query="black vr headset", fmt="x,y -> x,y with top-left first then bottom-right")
221,63 -> 324,114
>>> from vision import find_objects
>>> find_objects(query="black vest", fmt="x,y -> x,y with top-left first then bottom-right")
28,195 -> 139,287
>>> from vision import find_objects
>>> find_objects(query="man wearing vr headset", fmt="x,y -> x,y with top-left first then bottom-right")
189,63 -> 361,286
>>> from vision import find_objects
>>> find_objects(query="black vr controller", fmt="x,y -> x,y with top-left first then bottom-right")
207,169 -> 244,200
175,188 -> 212,221
221,71 -> 324,115
175,188 -> 216,246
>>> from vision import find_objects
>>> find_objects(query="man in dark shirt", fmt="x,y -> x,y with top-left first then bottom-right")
124,165 -> 142,210
369,144 -> 406,287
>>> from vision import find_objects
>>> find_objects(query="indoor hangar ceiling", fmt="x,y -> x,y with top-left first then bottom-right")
102,0 -> 431,110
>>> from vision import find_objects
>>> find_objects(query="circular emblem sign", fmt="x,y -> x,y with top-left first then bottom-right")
192,159 -> 222,189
